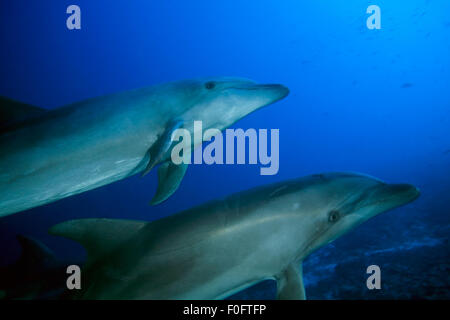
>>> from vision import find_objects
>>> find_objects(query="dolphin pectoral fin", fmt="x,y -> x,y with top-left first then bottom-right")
49,219 -> 146,266
142,119 -> 184,177
150,161 -> 188,205
141,153 -> 153,177
276,263 -> 306,300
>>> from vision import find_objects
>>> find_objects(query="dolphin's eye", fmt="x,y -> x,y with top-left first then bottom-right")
205,81 -> 216,90
328,210 -> 341,223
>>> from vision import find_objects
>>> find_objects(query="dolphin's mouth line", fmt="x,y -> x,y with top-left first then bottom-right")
353,189 -> 419,213
227,84 -> 284,91
226,86 -> 264,92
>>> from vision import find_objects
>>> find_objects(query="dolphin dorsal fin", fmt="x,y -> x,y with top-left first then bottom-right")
0,96 -> 46,127
15,235 -> 55,270
49,218 -> 146,264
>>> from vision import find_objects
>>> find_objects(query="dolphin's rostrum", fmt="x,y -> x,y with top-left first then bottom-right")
49,172 -> 420,300
0,77 -> 289,217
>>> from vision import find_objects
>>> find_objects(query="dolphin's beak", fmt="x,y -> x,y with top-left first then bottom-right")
268,84 -> 290,102
383,183 -> 420,204
368,183 -> 420,213
253,84 -> 290,103
231,83 -> 290,105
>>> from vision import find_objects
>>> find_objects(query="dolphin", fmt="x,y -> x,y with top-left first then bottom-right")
49,172 -> 420,300
0,78 -> 289,217
0,235 -> 75,300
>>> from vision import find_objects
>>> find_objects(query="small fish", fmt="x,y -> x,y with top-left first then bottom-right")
401,83 -> 414,89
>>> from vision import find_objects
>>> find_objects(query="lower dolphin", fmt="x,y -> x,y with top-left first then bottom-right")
49,172 -> 420,300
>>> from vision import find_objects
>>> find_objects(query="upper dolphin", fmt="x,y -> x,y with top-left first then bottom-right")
50,172 -> 420,300
0,77 -> 289,217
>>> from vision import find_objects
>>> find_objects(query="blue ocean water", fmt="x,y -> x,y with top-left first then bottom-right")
0,0 -> 449,299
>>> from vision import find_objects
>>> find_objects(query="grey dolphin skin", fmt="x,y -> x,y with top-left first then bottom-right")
50,172 -> 420,300
0,77 -> 289,217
